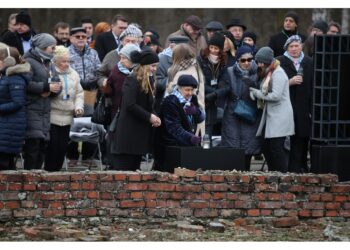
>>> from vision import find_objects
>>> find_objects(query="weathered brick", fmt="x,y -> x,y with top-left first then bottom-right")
0,192 -> 20,200
279,175 -> 295,183
100,174 -> 113,182
157,192 -> 171,199
70,174 -> 84,181
5,174 -> 23,182
42,174 -> 70,182
13,209 -> 41,217
71,191 -> 85,199
343,202 -> 350,209
115,192 -> 129,199
258,201 -> 282,209
198,175 -> 211,182
325,202 -> 341,210
84,174 -> 98,181
141,174 -> 156,181
8,183 -> 22,191
307,177 -> 320,184
212,175 -> 225,182
209,200 -> 232,209
81,182 -> 96,190
235,200 -> 254,209
272,216 -> 299,228
0,184 -> 6,191
227,193 -> 238,200
194,209 -> 218,217
22,173 -> 41,182
303,186 -> 325,192
123,183 -> 148,191
128,174 -> 142,182
188,201 -> 209,209
52,183 -> 68,191
156,174 -> 170,182
23,184 -> 36,191
148,183 -> 176,191
171,192 -> 184,200
335,195 -> 347,202
287,210 -> 298,217
79,208 -> 97,216
326,210 -> 338,217
255,183 -> 278,192
97,200 -> 116,208
49,202 -> 63,209
168,208 -> 193,217
21,201 -> 39,208
267,193 -> 281,201
87,191 -> 99,199
320,175 -> 338,185
295,175 -> 309,183
282,193 -> 295,200
253,175 -> 266,183
174,168 -> 196,178
225,175 -> 240,182
175,184 -> 201,192
311,210 -> 324,217
120,200 -> 145,208
145,200 -> 157,208
321,193 -> 333,201
330,184 -> 350,193
339,210 -> 350,217
41,192 -> 70,200
100,192 -> 113,200
303,202 -> 324,210
113,173 -> 127,181
284,202 -> 298,209
69,182 -> 81,190
4,201 -> 20,209
298,209 -> 311,217
168,174 -> 180,182
308,194 -> 320,201
166,200 -> 181,208
37,183 -> 50,191
43,209 -> 65,217
274,209 -> 288,217
255,193 -> 267,200
240,175 -> 250,183
247,209 -> 260,217
203,184 -> 229,191
130,192 -> 143,199
0,202 -> 4,209
212,192 -> 226,200
261,209 -> 273,216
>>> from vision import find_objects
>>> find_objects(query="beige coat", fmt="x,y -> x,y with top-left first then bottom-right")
50,66 -> 84,126
167,64 -> 206,136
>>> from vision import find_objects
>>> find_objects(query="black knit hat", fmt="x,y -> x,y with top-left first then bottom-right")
242,31 -> 257,44
16,11 -> 31,27
149,34 -> 161,46
312,20 -> 328,34
226,19 -> 247,31
285,11 -> 299,25
130,48 -> 159,65
208,32 -> 225,50
177,74 -> 198,88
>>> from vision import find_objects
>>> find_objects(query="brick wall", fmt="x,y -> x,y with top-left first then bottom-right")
1,169 -> 350,221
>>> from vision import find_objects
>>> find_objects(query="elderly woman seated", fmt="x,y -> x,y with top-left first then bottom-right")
153,74 -> 205,171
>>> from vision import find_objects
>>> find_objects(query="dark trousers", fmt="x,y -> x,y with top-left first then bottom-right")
44,124 -> 70,172
245,154 -> 252,171
0,152 -> 16,170
66,141 -> 96,160
288,136 -> 309,173
109,154 -> 142,171
23,138 -> 46,170
262,137 -> 289,173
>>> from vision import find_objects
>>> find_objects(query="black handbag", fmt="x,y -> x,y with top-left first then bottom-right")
91,94 -> 111,126
232,79 -> 257,124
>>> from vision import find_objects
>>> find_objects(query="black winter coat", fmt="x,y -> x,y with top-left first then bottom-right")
94,31 -> 118,61
110,74 -> 155,155
276,54 -> 313,137
268,29 -> 306,57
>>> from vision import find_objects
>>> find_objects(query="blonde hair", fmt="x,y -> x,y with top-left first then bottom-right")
168,43 -> 195,82
225,37 -> 236,56
134,64 -> 152,94
53,45 -> 69,60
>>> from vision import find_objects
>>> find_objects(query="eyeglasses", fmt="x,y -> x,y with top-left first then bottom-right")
73,35 -> 87,39
239,58 -> 253,63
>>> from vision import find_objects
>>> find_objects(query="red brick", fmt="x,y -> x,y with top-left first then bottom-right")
307,177 -> 320,184
258,201 -> 282,209
325,202 -> 341,210
194,209 -> 218,217
298,209 -> 311,217
143,192 -> 157,200
97,200 -> 116,208
22,174 -> 41,182
84,174 -> 98,181
0,202 -> 4,209
343,202 -> 350,209
23,184 -> 36,191
5,174 -> 23,182
240,175 -> 250,183
261,209 -> 272,216
79,208 -> 97,216
52,183 -> 68,191
174,168 -> 196,178
247,209 -> 260,217
304,186 -> 325,192
284,202 -> 298,209
41,192 -> 70,200
288,185 -> 304,192
255,183 -> 278,192
37,183 -> 50,191
209,200 -> 231,209
65,209 -> 79,217
43,209 -> 65,217
267,193 -> 281,201
168,174 -> 180,182
212,175 -> 225,182
141,174 -> 156,181
146,200 -> 157,208
4,201 -> 20,209
335,195 -> 347,202
100,175 -> 113,182
308,194 -> 320,201
82,182 -> 96,190
282,193 -> 295,200
42,174 -> 70,182
273,216 -> 299,228
87,191 -> 99,199
295,176 -> 308,183
235,200 -> 254,208
128,174 -> 142,182
157,192 -> 171,199
70,182 -> 81,190
255,193 -> 267,200
203,184 -> 229,191
339,210 -> 350,217
188,201 -> 209,209
166,200 -> 180,208
70,174 -> 84,181
114,173 -> 127,181
326,210 -> 338,217
330,184 -> 350,193
156,200 -> 166,207
130,192 -> 143,199
230,184 -> 248,192
21,201 -> 36,208
8,183 -> 22,191
198,175 -> 211,182
225,175 -> 240,182
120,200 -> 145,208
156,175 -> 169,182
321,193 -> 333,201
303,202 -> 324,210
49,202 -> 63,209
100,192 -> 113,200
1,192 -> 20,201
123,183 -> 148,191
171,192 -> 184,200
149,183 -> 176,191
227,193 -> 238,200
175,184 -> 201,192
168,208 -> 193,217
312,210 -> 324,217
71,191 -> 85,199
279,176 -> 295,183
115,192 -> 129,199
212,192 -> 226,199
320,175 -> 338,185
253,175 -> 266,183
13,209 -> 41,217
0,184 -> 6,191
287,210 -> 298,217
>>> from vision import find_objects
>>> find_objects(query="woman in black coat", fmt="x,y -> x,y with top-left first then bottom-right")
0,47 -> 31,170
109,49 -> 161,170
153,74 -> 205,170
276,35 -> 313,173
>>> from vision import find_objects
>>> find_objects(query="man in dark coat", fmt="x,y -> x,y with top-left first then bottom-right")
276,35 -> 313,173
268,11 -> 306,57
1,11 -> 36,55
94,14 -> 128,61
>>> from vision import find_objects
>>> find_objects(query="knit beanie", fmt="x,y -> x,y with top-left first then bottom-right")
177,74 -> 198,88
208,32 -> 225,50
53,45 -> 69,58
312,20 -> 328,34
15,11 -> 31,27
130,48 -> 159,65
255,46 -> 274,65
31,33 -> 57,49
120,24 -> 143,41
285,11 -> 299,25
283,35 -> 302,50
119,44 -> 141,60
242,31 -> 257,44
236,45 -> 253,60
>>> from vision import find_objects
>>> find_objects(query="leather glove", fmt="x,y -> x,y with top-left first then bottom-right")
205,92 -> 217,103
184,103 -> 197,115
190,135 -> 201,146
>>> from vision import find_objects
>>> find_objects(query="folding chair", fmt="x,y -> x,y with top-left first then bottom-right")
65,117 -> 106,171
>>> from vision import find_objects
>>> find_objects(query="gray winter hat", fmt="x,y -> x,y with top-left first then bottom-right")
119,44 -> 141,59
31,33 -> 57,49
119,24 -> 142,41
255,46 -> 274,65
205,21 -> 224,31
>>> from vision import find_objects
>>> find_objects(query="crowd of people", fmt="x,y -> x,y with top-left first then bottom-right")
0,10 -> 342,173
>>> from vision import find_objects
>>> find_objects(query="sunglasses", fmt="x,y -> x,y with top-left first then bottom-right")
239,58 -> 253,63
73,35 -> 87,39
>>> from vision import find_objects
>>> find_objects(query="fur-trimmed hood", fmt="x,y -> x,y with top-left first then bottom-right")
6,62 -> 31,76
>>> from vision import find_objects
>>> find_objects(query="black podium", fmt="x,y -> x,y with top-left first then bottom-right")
163,146 -> 245,173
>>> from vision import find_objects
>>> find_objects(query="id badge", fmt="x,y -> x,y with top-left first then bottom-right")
63,94 -> 70,100
211,79 -> 218,86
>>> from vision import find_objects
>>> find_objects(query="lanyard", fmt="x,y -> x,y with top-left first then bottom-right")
63,74 -> 68,97
209,61 -> 220,80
